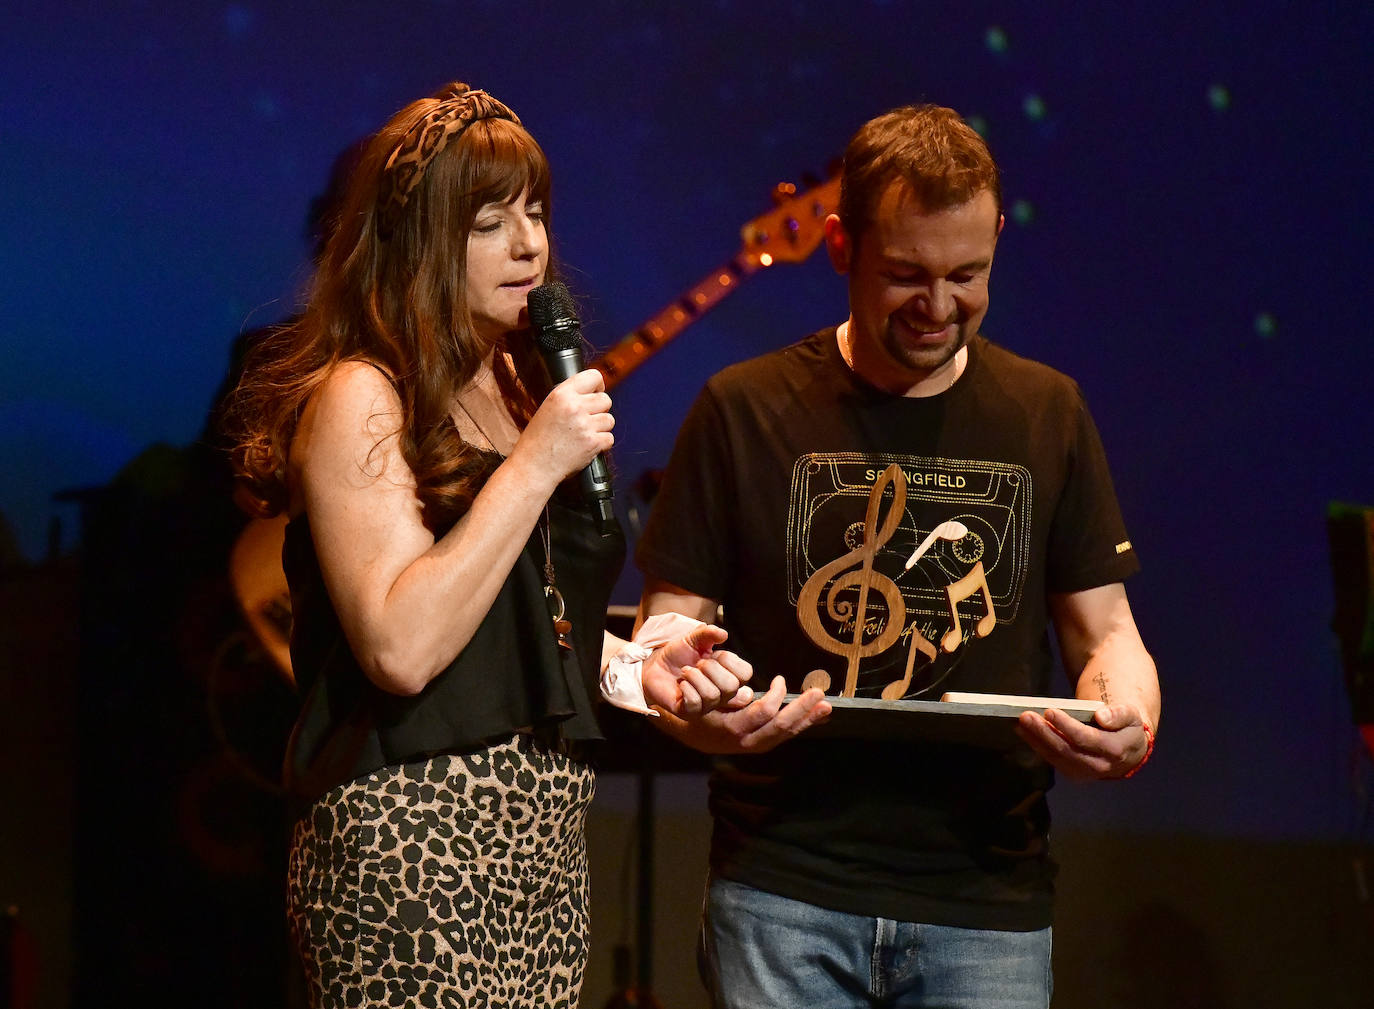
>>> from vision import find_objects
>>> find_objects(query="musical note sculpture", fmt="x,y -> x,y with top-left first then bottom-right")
796,464 -> 998,700
797,464 -> 908,696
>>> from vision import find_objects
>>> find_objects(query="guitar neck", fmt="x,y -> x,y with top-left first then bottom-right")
592,251 -> 763,389
591,173 -> 838,389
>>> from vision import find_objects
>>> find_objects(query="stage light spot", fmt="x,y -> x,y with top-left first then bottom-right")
967,115 -> 989,138
254,92 -> 281,121
1208,84 -> 1231,112
1011,200 -> 1035,226
985,26 -> 1008,52
1254,312 -> 1277,338
1023,94 -> 1046,121
224,4 -> 255,38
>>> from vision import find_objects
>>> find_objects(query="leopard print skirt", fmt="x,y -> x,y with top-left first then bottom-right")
286,734 -> 596,1008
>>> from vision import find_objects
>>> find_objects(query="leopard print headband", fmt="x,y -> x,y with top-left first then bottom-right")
376,82 -> 522,239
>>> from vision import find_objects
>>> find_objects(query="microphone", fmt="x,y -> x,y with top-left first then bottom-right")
527,281 -> 616,536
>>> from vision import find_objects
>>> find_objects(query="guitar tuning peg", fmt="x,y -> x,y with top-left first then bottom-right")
771,181 -> 798,206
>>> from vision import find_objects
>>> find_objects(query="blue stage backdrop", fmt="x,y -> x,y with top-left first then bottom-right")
2,1 -> 1371,842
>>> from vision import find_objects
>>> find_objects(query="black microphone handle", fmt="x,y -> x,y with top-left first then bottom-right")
539,345 -> 585,384
540,346 -> 616,535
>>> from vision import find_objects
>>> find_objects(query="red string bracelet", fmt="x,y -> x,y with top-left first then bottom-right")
1123,721 -> 1155,778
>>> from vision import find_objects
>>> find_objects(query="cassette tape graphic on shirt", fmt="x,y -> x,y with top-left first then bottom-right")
786,453 -> 1031,698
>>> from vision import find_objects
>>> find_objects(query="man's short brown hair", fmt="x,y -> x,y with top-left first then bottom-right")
839,104 -> 1001,240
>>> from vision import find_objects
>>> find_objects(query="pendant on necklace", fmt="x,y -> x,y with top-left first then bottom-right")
544,584 -> 574,651
540,512 -> 573,651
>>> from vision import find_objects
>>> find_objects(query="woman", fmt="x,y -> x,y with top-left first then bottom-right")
227,82 -> 749,1008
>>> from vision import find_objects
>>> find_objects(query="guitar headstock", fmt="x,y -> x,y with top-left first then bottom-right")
739,174 -> 840,266
593,170 -> 841,388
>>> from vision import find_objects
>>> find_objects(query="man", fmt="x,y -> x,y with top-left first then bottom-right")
634,105 -> 1160,1008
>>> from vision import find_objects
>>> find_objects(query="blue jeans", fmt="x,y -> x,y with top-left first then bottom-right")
700,876 -> 1052,1009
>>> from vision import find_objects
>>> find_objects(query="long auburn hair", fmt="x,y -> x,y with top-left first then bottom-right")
226,92 -> 555,532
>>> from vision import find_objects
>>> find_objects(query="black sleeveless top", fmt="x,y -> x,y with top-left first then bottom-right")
281,488 -> 625,800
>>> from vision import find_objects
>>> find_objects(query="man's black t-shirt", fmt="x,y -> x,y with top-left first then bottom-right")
637,329 -> 1138,930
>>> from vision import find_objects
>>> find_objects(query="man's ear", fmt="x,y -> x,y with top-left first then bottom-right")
823,214 -> 851,275
996,213 -> 1005,237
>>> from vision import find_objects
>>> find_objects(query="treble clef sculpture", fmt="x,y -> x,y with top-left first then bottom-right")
796,464 -> 909,697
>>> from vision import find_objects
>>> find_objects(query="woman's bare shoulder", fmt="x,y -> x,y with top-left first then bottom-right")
291,360 -> 412,495
303,360 -> 403,436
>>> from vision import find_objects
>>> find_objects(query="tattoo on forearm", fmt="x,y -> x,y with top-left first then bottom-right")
1093,670 -> 1110,704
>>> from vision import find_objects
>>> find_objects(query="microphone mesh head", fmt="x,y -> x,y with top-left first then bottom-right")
527,281 -> 582,351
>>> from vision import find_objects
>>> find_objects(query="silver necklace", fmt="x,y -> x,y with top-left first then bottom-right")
454,391 -> 573,651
